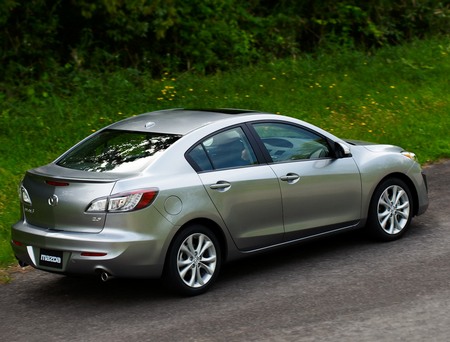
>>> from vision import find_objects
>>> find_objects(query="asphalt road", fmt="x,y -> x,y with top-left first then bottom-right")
1,160 -> 449,342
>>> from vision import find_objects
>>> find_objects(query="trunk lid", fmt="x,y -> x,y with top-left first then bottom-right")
21,165 -> 119,233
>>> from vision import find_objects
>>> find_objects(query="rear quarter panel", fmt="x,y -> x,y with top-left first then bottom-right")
111,145 -> 241,262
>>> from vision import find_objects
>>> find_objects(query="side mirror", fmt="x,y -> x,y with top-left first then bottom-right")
334,142 -> 352,158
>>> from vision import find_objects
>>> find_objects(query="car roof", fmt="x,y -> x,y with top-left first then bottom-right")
107,108 -> 264,135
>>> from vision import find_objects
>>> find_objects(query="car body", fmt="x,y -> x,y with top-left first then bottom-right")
11,108 -> 428,295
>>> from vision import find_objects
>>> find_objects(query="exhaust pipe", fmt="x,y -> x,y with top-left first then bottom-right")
100,271 -> 111,282
98,270 -> 114,282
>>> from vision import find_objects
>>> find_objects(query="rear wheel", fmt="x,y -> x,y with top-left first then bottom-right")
367,178 -> 413,241
165,225 -> 221,296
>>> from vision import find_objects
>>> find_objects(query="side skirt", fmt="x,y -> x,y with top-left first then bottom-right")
240,220 -> 361,255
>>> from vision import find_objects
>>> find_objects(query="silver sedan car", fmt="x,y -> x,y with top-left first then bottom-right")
11,108 -> 428,295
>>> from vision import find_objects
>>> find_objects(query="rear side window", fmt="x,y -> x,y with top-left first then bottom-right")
57,130 -> 181,172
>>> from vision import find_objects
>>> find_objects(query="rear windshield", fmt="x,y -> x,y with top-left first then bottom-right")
57,130 -> 181,172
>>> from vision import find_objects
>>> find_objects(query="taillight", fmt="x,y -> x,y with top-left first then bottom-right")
86,188 -> 158,213
19,185 -> 32,206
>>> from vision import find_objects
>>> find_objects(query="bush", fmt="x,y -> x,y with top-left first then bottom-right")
0,0 -> 449,94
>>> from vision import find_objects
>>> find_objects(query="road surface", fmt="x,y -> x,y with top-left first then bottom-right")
1,160 -> 449,342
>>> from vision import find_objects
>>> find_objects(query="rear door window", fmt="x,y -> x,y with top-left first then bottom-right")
187,127 -> 258,171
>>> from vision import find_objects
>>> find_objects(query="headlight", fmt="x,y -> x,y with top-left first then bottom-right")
401,151 -> 419,163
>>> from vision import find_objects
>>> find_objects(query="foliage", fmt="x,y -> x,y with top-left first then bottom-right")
1,37 -> 449,267
1,0 -> 449,93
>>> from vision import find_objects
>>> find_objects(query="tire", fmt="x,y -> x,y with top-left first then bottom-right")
165,225 -> 221,296
367,178 -> 413,241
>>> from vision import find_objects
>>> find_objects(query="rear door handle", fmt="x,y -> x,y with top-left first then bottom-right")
280,173 -> 300,184
210,181 -> 231,191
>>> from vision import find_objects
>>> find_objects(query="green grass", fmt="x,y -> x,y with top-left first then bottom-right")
1,36 -> 449,267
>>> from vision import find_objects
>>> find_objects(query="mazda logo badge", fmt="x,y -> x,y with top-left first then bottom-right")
48,194 -> 59,207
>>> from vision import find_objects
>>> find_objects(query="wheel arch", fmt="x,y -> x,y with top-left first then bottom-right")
163,218 -> 229,271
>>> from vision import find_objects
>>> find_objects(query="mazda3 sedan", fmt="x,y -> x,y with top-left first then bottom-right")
11,108 -> 428,295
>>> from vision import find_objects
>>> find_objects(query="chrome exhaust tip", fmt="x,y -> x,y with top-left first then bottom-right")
100,271 -> 111,282
97,270 -> 113,282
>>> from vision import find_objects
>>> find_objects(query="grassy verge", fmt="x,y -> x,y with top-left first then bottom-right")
1,36 -> 449,267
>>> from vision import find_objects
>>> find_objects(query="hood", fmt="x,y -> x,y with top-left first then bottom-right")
345,139 -> 403,153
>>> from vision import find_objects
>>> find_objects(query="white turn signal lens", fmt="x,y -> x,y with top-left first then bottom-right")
108,193 -> 143,212
86,198 -> 107,212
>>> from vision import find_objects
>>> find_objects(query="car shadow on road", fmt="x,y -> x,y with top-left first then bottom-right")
218,229 -> 370,281
26,230 -> 371,299
11,222 -> 429,304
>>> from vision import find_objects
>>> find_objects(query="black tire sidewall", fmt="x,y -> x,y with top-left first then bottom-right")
165,225 -> 221,296
367,178 -> 413,241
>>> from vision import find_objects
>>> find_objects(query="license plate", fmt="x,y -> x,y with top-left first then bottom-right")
39,249 -> 63,269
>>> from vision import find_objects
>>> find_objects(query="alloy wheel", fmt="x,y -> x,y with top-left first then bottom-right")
377,184 -> 411,235
176,232 -> 217,288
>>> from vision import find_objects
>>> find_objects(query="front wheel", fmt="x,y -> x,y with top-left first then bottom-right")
367,178 -> 413,241
165,225 -> 221,296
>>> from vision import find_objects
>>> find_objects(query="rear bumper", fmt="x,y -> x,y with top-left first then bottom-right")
11,218 -> 176,279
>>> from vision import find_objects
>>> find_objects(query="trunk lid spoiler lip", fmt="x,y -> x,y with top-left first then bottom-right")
27,164 -> 137,183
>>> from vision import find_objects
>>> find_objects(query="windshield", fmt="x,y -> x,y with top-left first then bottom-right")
57,130 -> 181,173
